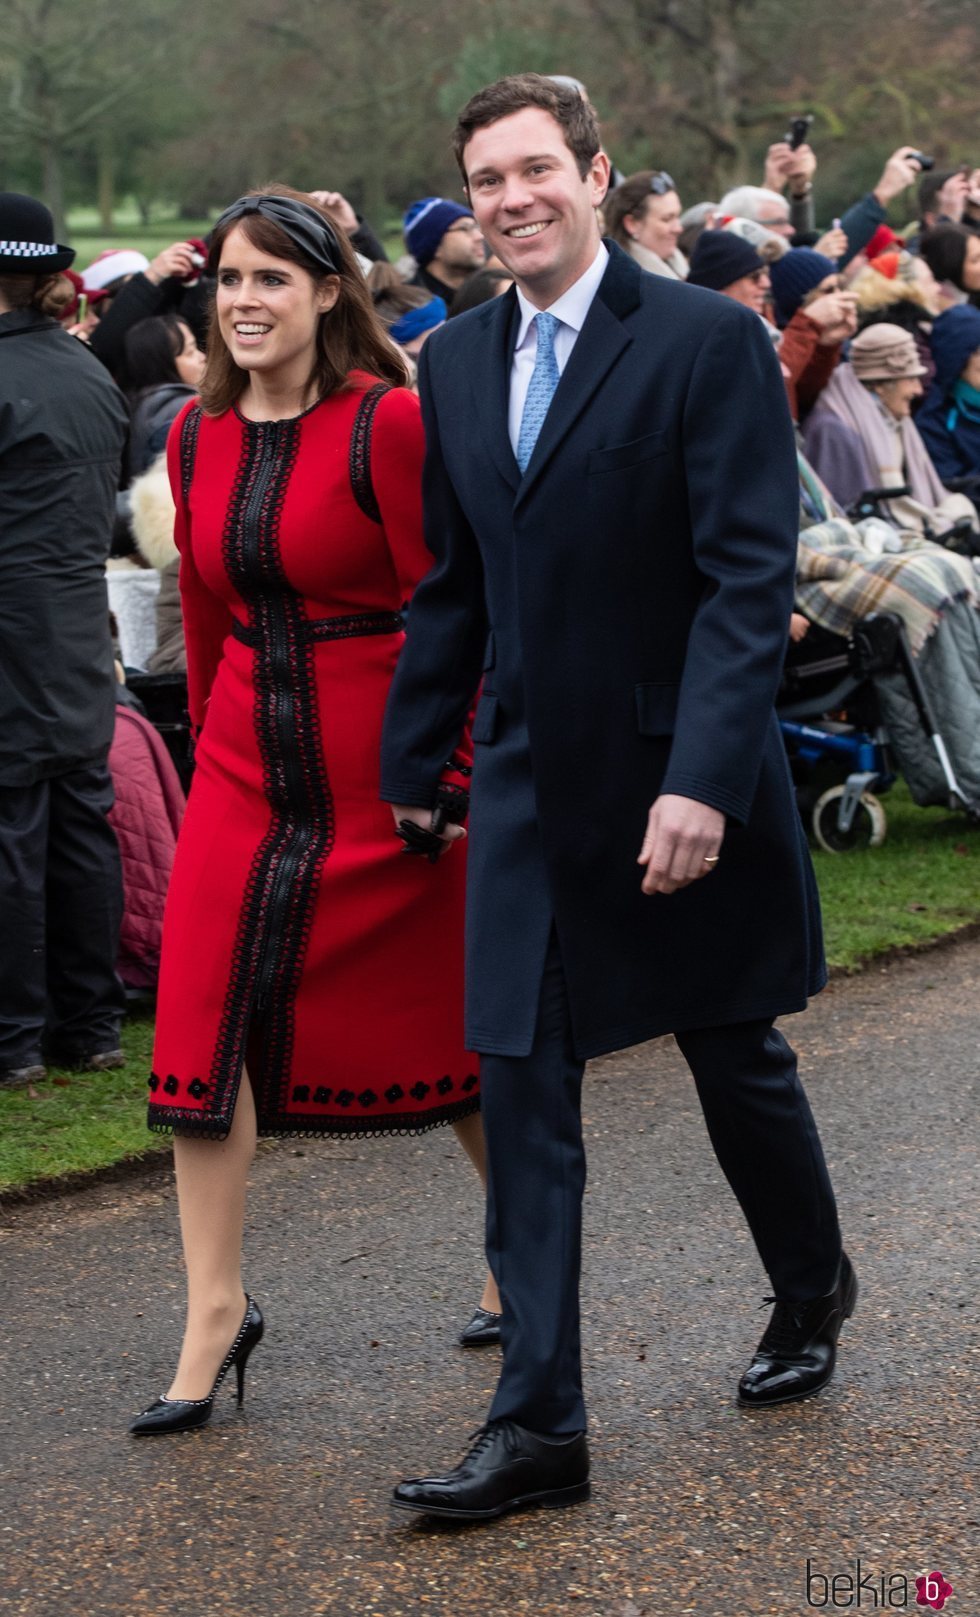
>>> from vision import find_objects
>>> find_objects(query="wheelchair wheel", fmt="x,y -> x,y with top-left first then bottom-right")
812,786 -> 887,852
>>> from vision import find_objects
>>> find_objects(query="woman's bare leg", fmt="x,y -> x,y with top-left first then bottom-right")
166,1073 -> 256,1399
452,1109 -> 502,1314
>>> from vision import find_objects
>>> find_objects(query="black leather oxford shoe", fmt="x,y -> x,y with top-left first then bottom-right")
738,1251 -> 858,1408
458,1306 -> 502,1347
392,1420 -> 590,1521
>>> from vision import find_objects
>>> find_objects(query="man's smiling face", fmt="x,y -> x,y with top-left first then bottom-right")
462,107 -> 609,308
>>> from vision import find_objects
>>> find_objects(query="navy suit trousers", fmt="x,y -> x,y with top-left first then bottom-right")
481,934 -> 842,1435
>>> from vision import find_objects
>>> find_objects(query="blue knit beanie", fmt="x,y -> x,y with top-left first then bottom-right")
687,229 -> 766,292
769,248 -> 836,326
403,197 -> 474,267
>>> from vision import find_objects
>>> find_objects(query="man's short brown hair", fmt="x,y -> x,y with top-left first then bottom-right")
453,73 -> 601,185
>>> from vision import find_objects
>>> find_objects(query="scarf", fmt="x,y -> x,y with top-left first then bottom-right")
814,361 -> 949,510
626,239 -> 689,282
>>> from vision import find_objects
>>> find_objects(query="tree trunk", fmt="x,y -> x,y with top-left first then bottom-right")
707,0 -> 747,194
42,138 -> 67,242
98,138 -> 115,232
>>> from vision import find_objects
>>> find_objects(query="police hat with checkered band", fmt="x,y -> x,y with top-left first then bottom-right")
0,193 -> 75,273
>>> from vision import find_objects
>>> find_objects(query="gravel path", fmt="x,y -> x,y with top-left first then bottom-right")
2,939 -> 977,1616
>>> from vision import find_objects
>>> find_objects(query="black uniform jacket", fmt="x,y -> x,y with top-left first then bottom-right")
381,243 -> 825,1058
0,311 -> 127,787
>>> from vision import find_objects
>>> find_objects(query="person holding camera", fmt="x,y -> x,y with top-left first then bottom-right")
762,122 -> 817,239
85,239 -> 211,380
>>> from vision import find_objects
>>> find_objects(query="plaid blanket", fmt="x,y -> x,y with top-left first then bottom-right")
796,518 -> 978,654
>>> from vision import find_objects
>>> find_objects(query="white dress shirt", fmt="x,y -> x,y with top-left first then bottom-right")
507,242 -> 609,457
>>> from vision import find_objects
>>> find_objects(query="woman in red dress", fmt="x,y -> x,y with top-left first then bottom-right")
130,188 -> 498,1436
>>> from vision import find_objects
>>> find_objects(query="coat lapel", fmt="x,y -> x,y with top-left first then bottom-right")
516,243 -> 643,508
466,287 -> 521,494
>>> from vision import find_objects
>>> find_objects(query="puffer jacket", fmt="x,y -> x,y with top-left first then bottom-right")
108,703 -> 185,988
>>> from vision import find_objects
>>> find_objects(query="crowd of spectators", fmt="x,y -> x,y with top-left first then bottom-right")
4,89 -> 980,1079
56,121 -> 980,568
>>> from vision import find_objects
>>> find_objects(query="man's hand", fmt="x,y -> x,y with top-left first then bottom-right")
873,147 -> 924,208
935,169 -> 969,223
813,224 -> 848,261
146,241 -> 199,285
389,803 -> 467,857
637,794 -> 725,896
309,190 -> 359,234
804,287 -> 859,344
764,141 -> 816,195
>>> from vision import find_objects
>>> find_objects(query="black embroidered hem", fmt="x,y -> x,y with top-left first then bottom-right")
148,1093 -> 480,1141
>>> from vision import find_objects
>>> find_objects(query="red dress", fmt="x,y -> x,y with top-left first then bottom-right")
147,376 -> 477,1138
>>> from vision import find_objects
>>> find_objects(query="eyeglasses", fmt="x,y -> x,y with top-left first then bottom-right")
749,268 -> 769,284
649,172 -> 675,196
445,219 -> 482,235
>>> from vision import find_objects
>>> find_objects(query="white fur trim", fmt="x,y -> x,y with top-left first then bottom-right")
130,456 -> 178,570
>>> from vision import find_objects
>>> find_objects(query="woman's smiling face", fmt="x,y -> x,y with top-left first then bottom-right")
215,225 -> 338,380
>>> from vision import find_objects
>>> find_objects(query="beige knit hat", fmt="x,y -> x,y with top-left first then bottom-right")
850,322 -> 927,382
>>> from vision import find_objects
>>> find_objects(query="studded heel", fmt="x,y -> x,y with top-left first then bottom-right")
129,1296 -> 264,1435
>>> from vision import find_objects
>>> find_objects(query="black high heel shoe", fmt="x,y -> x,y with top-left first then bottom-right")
129,1296 -> 264,1436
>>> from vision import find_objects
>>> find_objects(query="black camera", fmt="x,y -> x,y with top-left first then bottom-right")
784,114 -> 814,151
908,151 -> 935,171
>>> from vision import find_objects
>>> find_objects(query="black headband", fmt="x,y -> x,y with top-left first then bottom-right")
213,194 -> 343,275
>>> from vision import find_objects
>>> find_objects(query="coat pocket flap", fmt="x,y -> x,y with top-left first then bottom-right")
635,681 -> 680,736
588,430 -> 668,475
472,692 -> 499,744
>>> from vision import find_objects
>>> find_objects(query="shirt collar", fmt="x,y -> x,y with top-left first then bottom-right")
514,241 -> 609,350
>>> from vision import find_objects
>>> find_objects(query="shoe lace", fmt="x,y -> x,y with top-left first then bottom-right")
463,1421 -> 517,1467
758,1295 -> 805,1357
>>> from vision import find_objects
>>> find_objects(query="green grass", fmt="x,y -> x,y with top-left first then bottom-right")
0,1012 -> 164,1198
1,781 -> 976,1195
66,208 -> 215,268
813,780 -> 980,970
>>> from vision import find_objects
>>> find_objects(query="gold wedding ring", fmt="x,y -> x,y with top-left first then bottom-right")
703,855 -> 720,865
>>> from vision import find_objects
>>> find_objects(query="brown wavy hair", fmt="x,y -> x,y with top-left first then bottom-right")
200,184 -> 407,416
452,74 -> 600,184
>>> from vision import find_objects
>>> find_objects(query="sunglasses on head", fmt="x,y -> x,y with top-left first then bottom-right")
649,172 -> 675,196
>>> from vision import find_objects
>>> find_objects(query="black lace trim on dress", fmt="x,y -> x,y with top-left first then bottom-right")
348,382 -> 391,523
230,610 -> 403,650
147,1092 -> 480,1141
201,415 -> 337,1126
178,403 -> 202,506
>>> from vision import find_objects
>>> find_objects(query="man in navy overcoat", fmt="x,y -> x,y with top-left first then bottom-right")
381,74 -> 856,1522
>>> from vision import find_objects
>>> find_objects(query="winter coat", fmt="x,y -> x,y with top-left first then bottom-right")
108,702 -> 185,987
777,308 -> 842,422
0,310 -> 128,786
839,192 -> 888,269
917,305 -> 980,483
130,454 -> 185,674
129,382 -> 196,481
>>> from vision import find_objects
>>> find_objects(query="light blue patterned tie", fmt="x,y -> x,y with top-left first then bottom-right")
516,312 -> 560,474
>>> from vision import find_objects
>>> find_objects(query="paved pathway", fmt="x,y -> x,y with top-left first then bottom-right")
2,940 -> 977,1616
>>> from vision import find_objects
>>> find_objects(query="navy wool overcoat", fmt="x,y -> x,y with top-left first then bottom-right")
381,243 -> 825,1059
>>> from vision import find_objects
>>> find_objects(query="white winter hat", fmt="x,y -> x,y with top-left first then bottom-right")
82,249 -> 150,290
